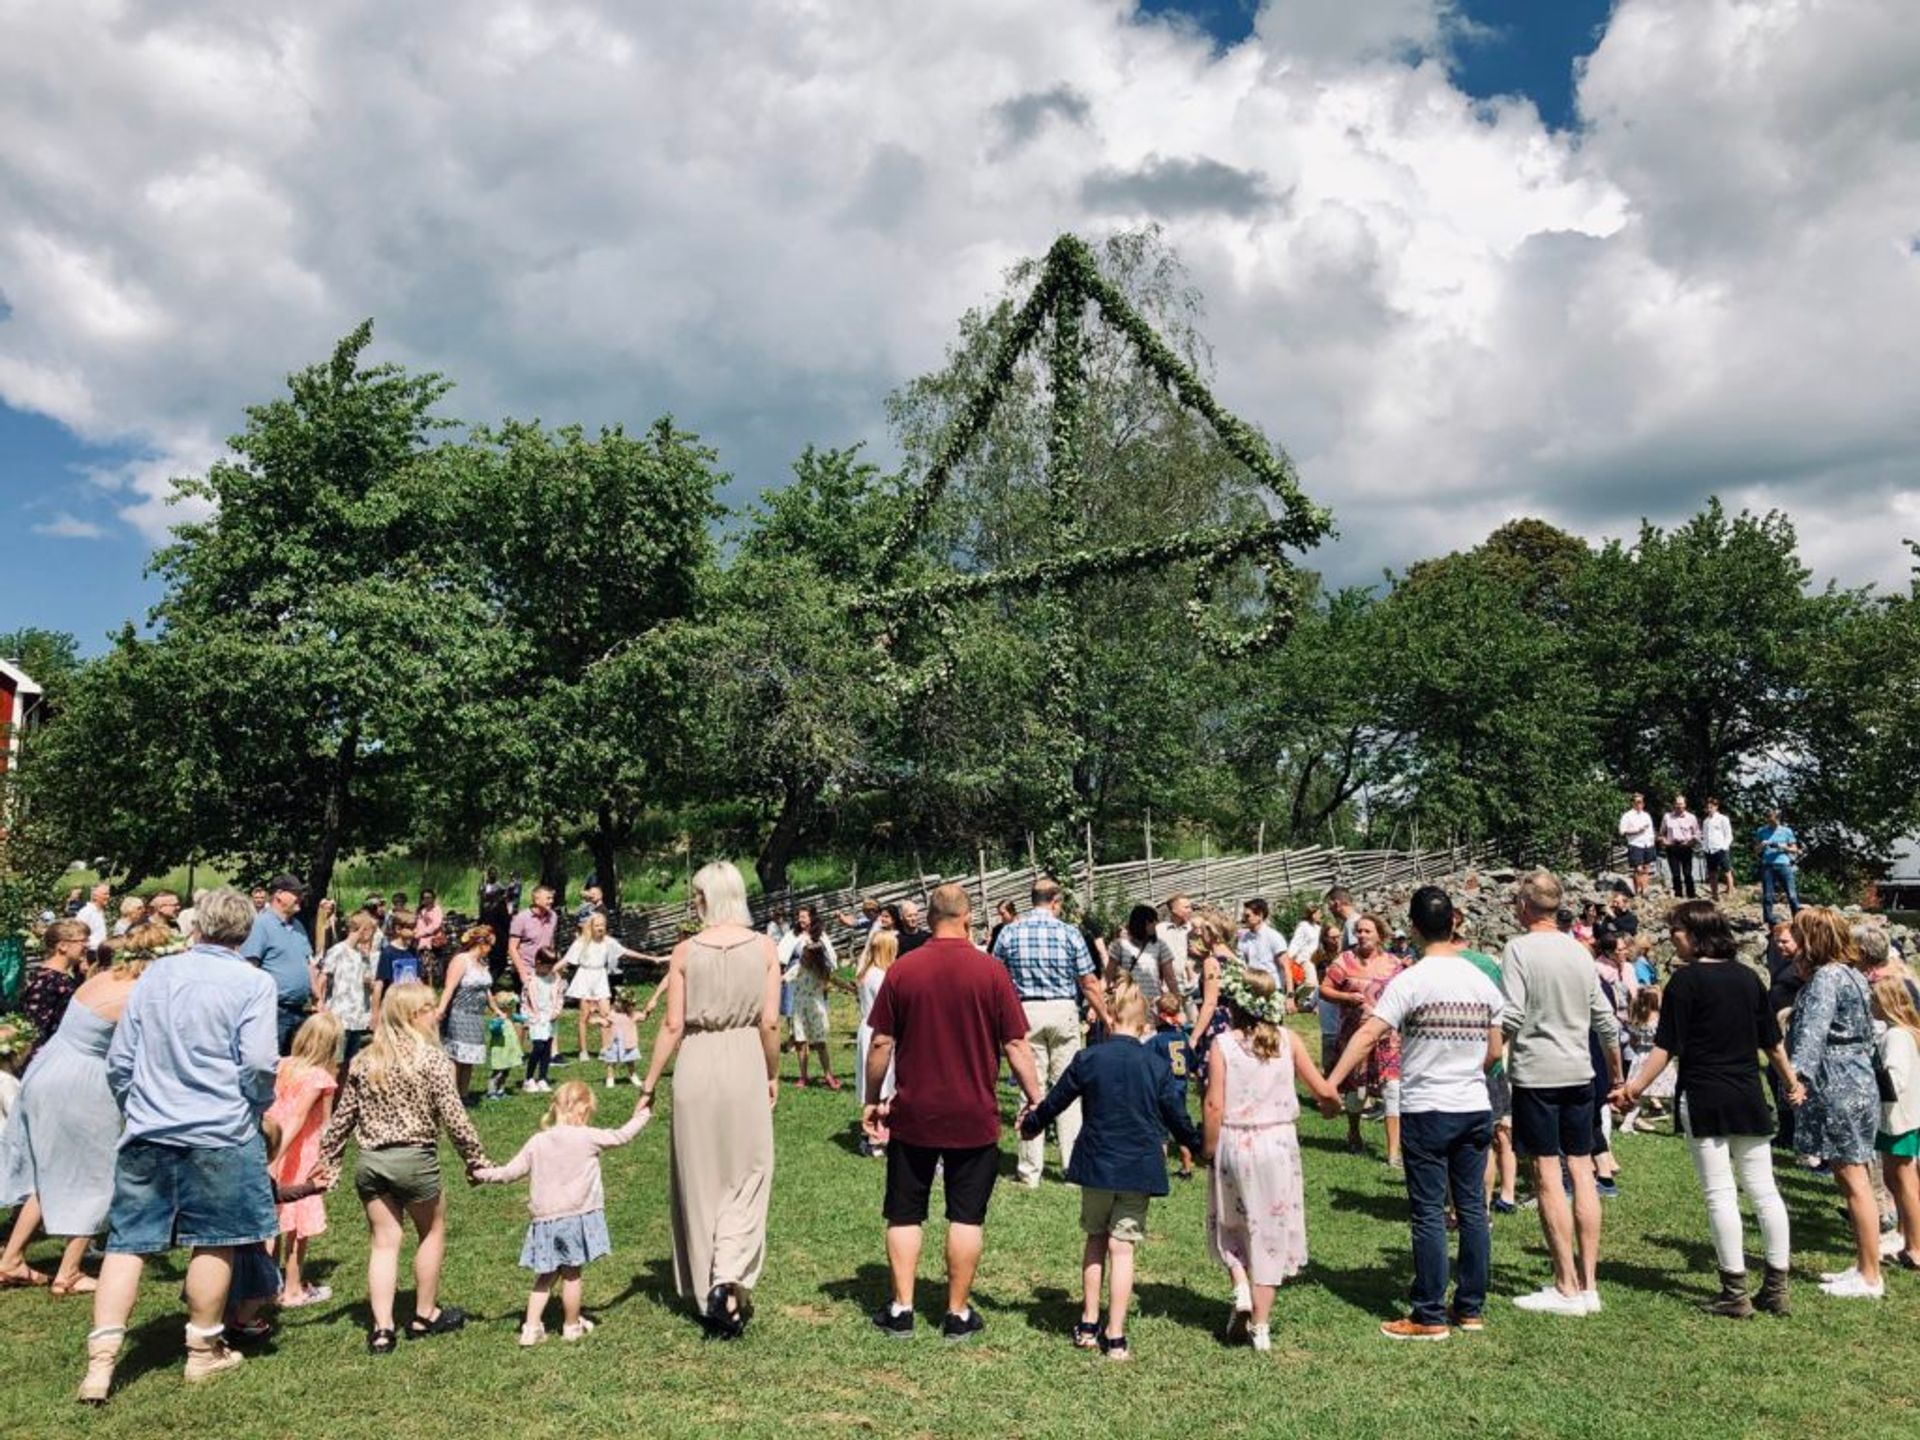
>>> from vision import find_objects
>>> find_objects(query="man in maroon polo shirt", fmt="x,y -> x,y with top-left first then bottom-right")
863,882 -> 1041,1342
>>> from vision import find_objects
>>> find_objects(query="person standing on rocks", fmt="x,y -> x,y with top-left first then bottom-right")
1660,795 -> 1701,900
1701,797 -> 1735,903
1754,809 -> 1803,927
1618,794 -> 1657,898
1501,870 -> 1623,1317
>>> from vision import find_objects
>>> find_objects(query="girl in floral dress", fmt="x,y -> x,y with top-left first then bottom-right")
1321,915 -> 1407,1166
268,1012 -> 342,1307
1204,968 -> 1341,1353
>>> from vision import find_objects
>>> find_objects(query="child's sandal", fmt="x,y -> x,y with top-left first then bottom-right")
367,1327 -> 397,1355
1099,1333 -> 1131,1362
1072,1320 -> 1101,1350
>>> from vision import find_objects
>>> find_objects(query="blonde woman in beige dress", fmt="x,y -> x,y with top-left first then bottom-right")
637,861 -> 781,1338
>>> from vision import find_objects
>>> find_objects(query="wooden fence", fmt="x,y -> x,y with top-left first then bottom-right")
603,839 -> 1502,953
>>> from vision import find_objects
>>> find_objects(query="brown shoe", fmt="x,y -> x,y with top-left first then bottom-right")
76,1327 -> 125,1405
1380,1318 -> 1451,1342
1753,1265 -> 1791,1317
183,1327 -> 245,1384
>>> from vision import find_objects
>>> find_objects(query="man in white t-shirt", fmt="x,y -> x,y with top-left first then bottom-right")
1701,796 -> 1735,902
74,881 -> 111,949
1156,893 -> 1195,1019
1616,793 -> 1656,897
1235,898 -> 1286,980
1328,886 -> 1503,1341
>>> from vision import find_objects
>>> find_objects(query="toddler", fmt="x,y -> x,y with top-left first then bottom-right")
1622,987 -> 1673,1131
524,948 -> 564,1092
601,994 -> 641,1088
1018,979 -> 1204,1361
267,1012 -> 342,1307
1148,990 -> 1196,1179
487,990 -> 524,1099
474,1080 -> 650,1345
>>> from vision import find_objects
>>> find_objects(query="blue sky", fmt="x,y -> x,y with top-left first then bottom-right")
3,1 -> 1914,658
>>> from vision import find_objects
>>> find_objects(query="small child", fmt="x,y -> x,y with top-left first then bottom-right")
1623,987 -> 1673,1130
487,991 -> 523,1100
601,994 -> 641,1088
524,948 -> 564,1093
473,1080 -> 650,1345
1018,979 -> 1205,1362
1148,990 -> 1196,1180
267,1011 -> 342,1308
1205,967 -> 1341,1353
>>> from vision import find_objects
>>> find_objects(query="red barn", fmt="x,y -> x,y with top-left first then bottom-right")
0,659 -> 44,777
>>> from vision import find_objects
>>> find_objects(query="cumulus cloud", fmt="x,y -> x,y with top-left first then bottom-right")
0,0 -> 1914,593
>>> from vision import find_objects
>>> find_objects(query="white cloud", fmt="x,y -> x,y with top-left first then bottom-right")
31,513 -> 106,540
0,0 -> 1914,588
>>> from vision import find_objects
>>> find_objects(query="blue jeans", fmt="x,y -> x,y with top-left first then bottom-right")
1760,864 -> 1799,926
106,1133 -> 278,1254
1401,1110 -> 1493,1324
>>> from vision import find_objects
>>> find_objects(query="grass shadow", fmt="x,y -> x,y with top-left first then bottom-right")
596,1255 -> 682,1321
1324,1185 -> 1409,1225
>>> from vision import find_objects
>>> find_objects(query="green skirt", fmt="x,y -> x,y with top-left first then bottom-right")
1876,1129 -> 1920,1159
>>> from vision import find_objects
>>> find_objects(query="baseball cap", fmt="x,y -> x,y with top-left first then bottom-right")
268,873 -> 304,896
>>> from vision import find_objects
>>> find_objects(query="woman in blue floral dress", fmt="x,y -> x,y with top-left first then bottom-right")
1787,907 -> 1884,1298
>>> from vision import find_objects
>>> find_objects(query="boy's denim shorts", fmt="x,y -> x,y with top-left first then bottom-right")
105,1132 -> 278,1255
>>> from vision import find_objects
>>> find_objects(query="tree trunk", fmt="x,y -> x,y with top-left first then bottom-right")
537,822 -> 568,901
590,799 -> 622,917
306,723 -> 359,933
755,777 -> 819,895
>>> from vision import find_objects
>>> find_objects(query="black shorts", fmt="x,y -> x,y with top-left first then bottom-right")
883,1142 -> 1000,1227
1705,850 -> 1731,877
1512,1084 -> 1602,1159
1626,844 -> 1657,869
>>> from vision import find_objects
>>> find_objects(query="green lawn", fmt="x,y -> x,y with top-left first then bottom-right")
2,1013 -> 1916,1440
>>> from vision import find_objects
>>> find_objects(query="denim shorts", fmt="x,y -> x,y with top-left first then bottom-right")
106,1133 -> 279,1255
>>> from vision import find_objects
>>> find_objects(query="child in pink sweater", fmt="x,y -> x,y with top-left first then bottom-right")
474,1080 -> 649,1345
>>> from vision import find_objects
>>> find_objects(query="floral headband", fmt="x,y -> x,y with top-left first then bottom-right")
0,1014 -> 39,1059
1217,963 -> 1286,1026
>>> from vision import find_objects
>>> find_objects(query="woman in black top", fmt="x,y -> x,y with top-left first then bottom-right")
1611,901 -> 1803,1317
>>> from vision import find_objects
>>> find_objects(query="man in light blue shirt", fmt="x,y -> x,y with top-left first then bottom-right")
82,888 -> 282,1400
243,872 -> 316,1053
1753,809 -> 1802,926
1236,898 -> 1286,980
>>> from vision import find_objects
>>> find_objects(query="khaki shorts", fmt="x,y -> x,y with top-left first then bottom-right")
354,1144 -> 442,1206
1080,1187 -> 1149,1243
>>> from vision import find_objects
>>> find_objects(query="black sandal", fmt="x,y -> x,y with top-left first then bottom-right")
1072,1320 -> 1101,1350
368,1327 -> 397,1354
704,1285 -> 745,1340
404,1305 -> 467,1339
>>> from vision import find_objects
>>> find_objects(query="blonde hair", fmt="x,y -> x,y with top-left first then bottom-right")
108,921 -> 176,978
690,861 -> 752,928
1518,869 -> 1564,918
1107,976 -> 1149,1037
586,912 -> 608,941
284,1011 -> 343,1078
346,910 -> 378,945
541,1079 -> 597,1130
1872,978 -> 1920,1046
858,930 -> 899,981
357,981 -> 438,1089
1225,968 -> 1284,1061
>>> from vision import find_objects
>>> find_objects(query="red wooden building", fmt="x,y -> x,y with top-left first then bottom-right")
0,659 -> 44,777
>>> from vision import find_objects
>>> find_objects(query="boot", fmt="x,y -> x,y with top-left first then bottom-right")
1704,1269 -> 1754,1319
183,1322 -> 244,1383
76,1327 -> 125,1404
1753,1265 -> 1791,1316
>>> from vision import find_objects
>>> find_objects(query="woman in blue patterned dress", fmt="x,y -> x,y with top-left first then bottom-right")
1787,907 -> 1884,1299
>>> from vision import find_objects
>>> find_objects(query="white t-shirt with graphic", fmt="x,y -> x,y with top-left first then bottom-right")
1370,954 -> 1505,1114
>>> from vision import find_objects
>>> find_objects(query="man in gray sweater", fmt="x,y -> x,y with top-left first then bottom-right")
1500,870 -> 1622,1317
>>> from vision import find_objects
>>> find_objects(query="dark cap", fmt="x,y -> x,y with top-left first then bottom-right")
268,873 -> 304,897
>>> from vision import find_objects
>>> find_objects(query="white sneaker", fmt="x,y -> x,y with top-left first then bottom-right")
630,1075 -> 644,1087
1819,1269 -> 1884,1299
604,1078 -> 616,1089
562,1318 -> 596,1341
1231,1280 -> 1252,1314
518,1323 -> 547,1347
1879,1230 -> 1905,1258
1249,1323 -> 1272,1353
1580,1289 -> 1603,1314
1512,1286 -> 1589,1316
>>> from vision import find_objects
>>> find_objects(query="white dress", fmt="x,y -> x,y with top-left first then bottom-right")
563,936 -> 619,1001
854,965 -> 896,1102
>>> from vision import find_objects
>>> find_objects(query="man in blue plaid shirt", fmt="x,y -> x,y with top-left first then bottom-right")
991,879 -> 1112,1187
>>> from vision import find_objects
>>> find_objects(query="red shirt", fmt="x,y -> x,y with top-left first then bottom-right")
867,936 -> 1029,1149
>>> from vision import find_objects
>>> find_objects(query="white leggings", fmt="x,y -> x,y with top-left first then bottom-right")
1683,1099 -> 1790,1272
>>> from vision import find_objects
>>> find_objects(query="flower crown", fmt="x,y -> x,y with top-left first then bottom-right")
1217,963 -> 1286,1026
0,1013 -> 40,1059
116,936 -> 192,962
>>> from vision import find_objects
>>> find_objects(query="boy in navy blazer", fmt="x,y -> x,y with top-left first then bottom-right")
1019,979 -> 1205,1361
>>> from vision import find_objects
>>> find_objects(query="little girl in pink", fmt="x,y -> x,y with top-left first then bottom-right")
474,1080 -> 650,1345
268,1012 -> 342,1307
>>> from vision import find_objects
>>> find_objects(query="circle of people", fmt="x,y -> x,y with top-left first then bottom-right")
1,842 -> 1916,1401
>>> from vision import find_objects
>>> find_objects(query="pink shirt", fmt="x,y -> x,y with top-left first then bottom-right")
1661,811 -> 1701,845
508,907 -> 557,982
474,1108 -> 648,1219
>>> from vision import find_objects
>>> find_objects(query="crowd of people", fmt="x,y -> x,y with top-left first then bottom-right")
1,811 -> 1917,1400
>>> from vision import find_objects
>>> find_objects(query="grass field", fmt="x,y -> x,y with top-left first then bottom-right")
2,1010 -> 1916,1440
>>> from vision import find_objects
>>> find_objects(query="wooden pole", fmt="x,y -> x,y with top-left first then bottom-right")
1202,834 -> 1211,904
1144,810 -> 1156,902
977,846 -> 990,919
1256,820 -> 1266,896
913,849 -> 931,908
1027,831 -> 1038,880
1280,843 -> 1292,898
1083,822 -> 1096,912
